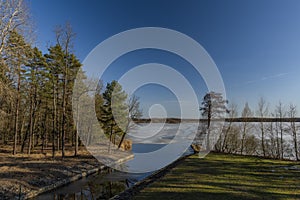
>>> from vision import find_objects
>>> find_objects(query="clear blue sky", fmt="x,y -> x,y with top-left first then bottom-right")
29,0 -> 300,117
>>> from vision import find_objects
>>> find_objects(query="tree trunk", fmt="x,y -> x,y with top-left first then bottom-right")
291,121 -> 299,161
41,110 -> 47,154
240,123 -> 247,155
280,126 -> 284,159
221,120 -> 232,152
293,131 -> 299,160
27,95 -> 34,155
261,129 -> 266,157
52,82 -> 56,158
74,102 -> 79,156
275,121 -> 280,159
13,68 -> 21,155
118,129 -> 128,149
260,122 -> 266,157
61,76 -> 66,158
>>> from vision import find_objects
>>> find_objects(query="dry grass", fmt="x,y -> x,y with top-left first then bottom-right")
0,144 -> 100,199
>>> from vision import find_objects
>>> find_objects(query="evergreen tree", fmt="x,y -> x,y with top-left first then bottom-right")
21,47 -> 47,154
100,81 -> 128,151
6,30 -> 32,155
45,44 -> 64,157
200,91 -> 229,151
45,43 -> 81,157
200,92 -> 229,128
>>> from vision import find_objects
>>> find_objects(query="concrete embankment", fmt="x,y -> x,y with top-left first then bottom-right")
24,154 -> 134,199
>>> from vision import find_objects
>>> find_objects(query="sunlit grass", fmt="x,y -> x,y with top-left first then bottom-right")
134,153 -> 300,200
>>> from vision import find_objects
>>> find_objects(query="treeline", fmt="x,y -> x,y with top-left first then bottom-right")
0,25 -> 136,157
0,18 -> 82,157
134,117 -> 300,124
0,0 -> 140,157
200,95 -> 300,161
226,117 -> 300,123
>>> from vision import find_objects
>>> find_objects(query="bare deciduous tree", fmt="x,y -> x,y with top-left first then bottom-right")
240,102 -> 253,155
275,101 -> 286,159
118,95 -> 142,149
257,97 -> 268,157
220,103 -> 238,152
0,0 -> 29,55
288,104 -> 299,161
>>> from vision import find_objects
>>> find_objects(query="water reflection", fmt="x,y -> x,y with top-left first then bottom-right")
51,181 -> 125,200
35,168 -> 126,199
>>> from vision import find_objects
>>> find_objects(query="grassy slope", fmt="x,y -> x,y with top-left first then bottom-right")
134,153 -> 300,200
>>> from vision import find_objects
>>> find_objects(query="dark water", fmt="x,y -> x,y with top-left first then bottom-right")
132,143 -> 167,153
34,143 -> 194,200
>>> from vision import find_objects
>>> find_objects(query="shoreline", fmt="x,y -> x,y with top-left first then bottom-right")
134,117 -> 300,123
26,154 -> 134,199
110,153 -> 193,200
0,145 -> 134,200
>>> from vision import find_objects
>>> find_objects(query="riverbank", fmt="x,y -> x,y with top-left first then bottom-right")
131,153 -> 300,200
0,145 -> 133,199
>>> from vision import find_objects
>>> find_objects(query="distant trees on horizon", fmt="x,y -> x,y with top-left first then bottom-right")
198,92 -> 300,161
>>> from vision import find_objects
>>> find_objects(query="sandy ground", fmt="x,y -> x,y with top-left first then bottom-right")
0,144 -> 133,199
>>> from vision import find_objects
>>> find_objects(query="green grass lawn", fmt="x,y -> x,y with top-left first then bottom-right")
134,153 -> 300,200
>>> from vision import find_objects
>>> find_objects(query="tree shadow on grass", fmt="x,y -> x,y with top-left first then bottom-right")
134,153 -> 300,200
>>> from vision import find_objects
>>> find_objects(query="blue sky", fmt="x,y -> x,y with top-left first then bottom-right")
30,0 -> 300,117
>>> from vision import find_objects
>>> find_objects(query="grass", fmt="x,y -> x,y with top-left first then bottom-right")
134,153 -> 300,200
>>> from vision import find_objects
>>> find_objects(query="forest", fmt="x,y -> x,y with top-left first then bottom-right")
0,0 -> 142,159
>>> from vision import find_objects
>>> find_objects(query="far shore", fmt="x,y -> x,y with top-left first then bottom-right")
134,117 -> 300,124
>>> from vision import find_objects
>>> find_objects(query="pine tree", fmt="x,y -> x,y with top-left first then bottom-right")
45,44 -> 64,158
118,95 -> 142,149
6,30 -> 32,155
200,91 -> 229,151
100,81 -> 128,151
45,43 -> 81,157
21,47 -> 47,154
200,92 -> 229,128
